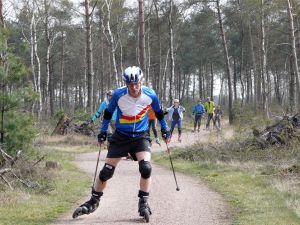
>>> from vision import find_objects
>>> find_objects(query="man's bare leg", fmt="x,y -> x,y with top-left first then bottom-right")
135,151 -> 152,218
73,157 -> 121,218
94,157 -> 122,192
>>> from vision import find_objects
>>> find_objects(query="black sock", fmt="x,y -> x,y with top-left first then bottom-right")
138,190 -> 149,198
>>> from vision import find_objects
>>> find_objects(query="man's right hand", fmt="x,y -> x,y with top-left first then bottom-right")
97,132 -> 107,144
161,129 -> 171,143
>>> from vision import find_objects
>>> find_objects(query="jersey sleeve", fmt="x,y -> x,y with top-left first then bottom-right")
91,102 -> 106,122
100,93 -> 118,132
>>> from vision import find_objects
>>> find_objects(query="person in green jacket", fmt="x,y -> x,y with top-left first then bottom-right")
204,97 -> 215,130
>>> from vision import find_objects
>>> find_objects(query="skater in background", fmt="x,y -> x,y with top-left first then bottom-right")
73,66 -> 171,221
204,97 -> 215,130
192,99 -> 205,132
148,105 -> 161,146
90,90 -> 117,133
166,98 -> 185,142
213,105 -> 223,130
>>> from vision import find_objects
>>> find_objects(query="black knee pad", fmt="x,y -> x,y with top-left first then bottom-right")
139,160 -> 152,179
99,163 -> 115,182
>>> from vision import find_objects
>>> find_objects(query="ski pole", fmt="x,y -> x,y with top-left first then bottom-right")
92,144 -> 102,188
165,142 -> 180,191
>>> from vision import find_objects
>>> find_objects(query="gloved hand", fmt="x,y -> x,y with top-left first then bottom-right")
161,129 -> 171,143
97,132 -> 107,144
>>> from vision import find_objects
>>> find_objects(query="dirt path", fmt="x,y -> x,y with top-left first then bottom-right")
52,130 -> 232,225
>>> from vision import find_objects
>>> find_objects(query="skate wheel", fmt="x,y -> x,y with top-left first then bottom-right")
72,207 -> 83,218
72,206 -> 89,219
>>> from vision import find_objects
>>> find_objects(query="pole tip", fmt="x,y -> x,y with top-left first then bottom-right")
176,187 -> 180,191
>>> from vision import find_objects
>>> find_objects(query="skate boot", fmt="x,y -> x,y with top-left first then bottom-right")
155,137 -> 161,146
138,191 -> 152,223
72,188 -> 103,218
178,135 -> 182,142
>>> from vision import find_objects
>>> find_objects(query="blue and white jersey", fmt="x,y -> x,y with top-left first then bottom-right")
101,86 -> 168,137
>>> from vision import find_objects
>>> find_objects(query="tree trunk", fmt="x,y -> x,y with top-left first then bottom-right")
216,0 -> 234,124
186,74 -> 191,102
210,62 -> 214,99
249,22 -> 258,109
117,27 -> 124,76
219,76 -> 225,105
239,0 -> 245,105
138,0 -> 146,81
181,73 -> 186,101
44,0 -> 51,115
154,0 -> 162,98
0,0 -> 5,144
163,49 -> 170,104
33,14 -> 42,118
192,73 -> 196,101
177,68 -> 181,98
168,0 -> 175,106
146,18 -> 151,87
59,30 -> 65,110
274,67 -> 281,104
287,0 -> 300,112
233,57 -> 237,101
30,14 -> 37,93
79,83 -> 83,108
289,55 -> 296,113
0,0 -> 4,28
101,34 -> 105,102
261,0 -> 269,118
102,0 -> 118,87
199,65 -> 203,100
85,0 -> 94,113
246,68 -> 250,104
49,54 -> 54,116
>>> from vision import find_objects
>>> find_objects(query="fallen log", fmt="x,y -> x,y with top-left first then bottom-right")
254,113 -> 300,148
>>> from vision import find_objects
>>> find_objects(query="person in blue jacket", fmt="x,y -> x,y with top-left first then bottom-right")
90,90 -> 117,133
192,99 -> 205,132
73,66 -> 171,220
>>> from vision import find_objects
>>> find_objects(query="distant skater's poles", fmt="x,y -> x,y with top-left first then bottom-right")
165,143 -> 180,191
92,144 -> 102,188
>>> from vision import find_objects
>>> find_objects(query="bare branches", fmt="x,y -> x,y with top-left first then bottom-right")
0,173 -> 13,190
0,147 -> 22,189
0,147 -> 14,161
0,168 -> 12,175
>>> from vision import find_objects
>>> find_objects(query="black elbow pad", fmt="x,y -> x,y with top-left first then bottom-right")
155,109 -> 164,121
103,109 -> 113,120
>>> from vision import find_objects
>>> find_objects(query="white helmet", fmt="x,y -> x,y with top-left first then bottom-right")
123,66 -> 143,84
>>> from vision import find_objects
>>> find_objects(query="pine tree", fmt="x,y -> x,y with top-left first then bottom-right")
0,25 -> 37,155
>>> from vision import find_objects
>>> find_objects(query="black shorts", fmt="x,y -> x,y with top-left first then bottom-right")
107,131 -> 151,161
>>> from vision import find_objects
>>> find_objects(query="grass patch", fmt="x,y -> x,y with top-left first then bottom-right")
34,134 -> 97,147
0,145 -> 91,225
153,153 -> 300,224
153,124 -> 300,225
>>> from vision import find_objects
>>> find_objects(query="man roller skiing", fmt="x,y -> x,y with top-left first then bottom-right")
72,66 -> 171,222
